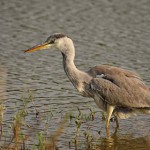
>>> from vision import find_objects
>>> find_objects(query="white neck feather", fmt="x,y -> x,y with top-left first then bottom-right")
58,37 -> 92,93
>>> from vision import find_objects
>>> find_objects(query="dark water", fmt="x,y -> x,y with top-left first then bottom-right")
0,0 -> 150,149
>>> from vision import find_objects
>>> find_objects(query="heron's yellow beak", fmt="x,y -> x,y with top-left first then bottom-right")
24,43 -> 51,53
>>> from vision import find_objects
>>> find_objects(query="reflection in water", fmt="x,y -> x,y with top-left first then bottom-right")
0,66 -> 7,135
0,66 -> 7,103
97,128 -> 150,150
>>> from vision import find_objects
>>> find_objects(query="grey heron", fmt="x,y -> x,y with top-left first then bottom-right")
25,33 -> 150,128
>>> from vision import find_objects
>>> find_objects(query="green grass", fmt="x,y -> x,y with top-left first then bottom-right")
0,90 -> 104,150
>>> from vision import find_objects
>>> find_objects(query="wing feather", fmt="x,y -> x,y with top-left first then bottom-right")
89,65 -> 150,108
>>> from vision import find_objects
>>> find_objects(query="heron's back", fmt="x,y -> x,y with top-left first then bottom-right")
87,64 -> 150,108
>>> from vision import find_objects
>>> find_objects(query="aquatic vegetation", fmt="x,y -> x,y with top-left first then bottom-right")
0,90 -> 106,150
0,90 -> 149,149
68,107 -> 102,150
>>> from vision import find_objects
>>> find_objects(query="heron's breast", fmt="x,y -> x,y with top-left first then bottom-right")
76,83 -> 84,93
93,94 -> 107,111
76,82 -> 91,97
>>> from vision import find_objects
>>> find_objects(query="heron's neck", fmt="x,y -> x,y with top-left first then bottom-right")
61,52 -> 91,92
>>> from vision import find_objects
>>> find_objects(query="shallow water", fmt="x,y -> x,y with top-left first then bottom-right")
0,0 -> 150,149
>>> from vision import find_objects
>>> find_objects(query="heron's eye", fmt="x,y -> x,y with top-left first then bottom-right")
49,39 -> 55,44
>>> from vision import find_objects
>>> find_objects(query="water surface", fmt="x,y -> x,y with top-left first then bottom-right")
0,0 -> 150,149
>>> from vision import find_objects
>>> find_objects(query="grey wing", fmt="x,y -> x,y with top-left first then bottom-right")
87,64 -> 141,79
88,65 -> 150,108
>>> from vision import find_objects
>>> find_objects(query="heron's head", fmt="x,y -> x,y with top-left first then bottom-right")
24,33 -> 75,55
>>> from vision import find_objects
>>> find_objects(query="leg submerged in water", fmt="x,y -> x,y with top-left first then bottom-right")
115,116 -> 119,128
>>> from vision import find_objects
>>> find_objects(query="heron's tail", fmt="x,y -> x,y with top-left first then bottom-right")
115,107 -> 150,119
136,107 -> 150,114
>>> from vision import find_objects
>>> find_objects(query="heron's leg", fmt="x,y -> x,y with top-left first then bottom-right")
106,127 -> 110,138
115,116 -> 119,128
106,105 -> 115,128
